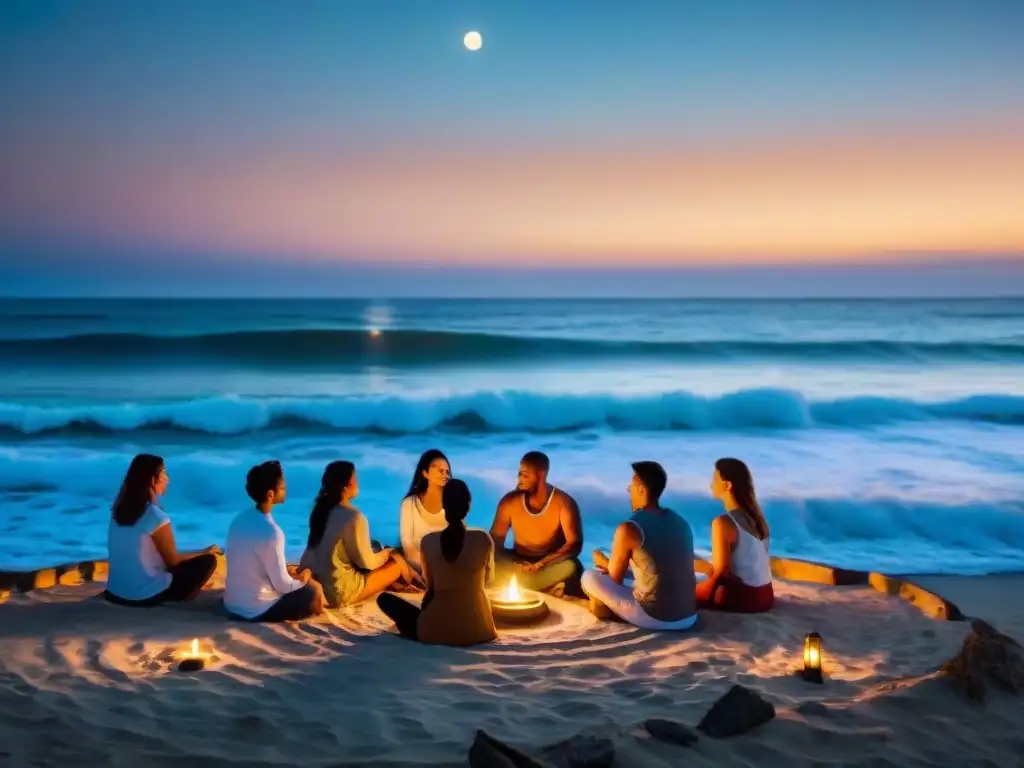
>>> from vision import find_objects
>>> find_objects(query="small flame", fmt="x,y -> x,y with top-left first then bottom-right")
368,328 -> 382,338
505,575 -> 522,602
191,638 -> 198,657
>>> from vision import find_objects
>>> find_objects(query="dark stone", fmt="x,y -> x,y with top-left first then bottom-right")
540,733 -> 615,768
641,718 -> 699,747
697,684 -> 776,739
0,570 -> 35,593
469,730 -> 551,768
795,701 -> 831,718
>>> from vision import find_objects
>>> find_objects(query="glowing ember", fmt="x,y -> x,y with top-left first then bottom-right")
504,575 -> 522,602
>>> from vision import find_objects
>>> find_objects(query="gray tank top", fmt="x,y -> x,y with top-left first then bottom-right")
629,507 -> 697,622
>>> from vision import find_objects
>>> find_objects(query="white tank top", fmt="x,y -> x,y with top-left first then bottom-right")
727,510 -> 772,587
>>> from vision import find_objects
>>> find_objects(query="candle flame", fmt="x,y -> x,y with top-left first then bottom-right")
505,575 -> 521,602
191,638 -> 198,657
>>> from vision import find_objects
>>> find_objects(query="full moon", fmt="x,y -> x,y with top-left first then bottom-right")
463,30 -> 482,51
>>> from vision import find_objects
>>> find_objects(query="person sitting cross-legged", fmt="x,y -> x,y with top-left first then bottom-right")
224,461 -> 326,623
489,451 -> 583,596
104,454 -> 218,608
581,461 -> 698,631
378,479 -> 497,646
695,458 -> 774,613
299,460 -> 421,607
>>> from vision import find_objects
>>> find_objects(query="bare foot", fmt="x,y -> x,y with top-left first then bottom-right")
589,596 -> 623,622
544,581 -> 566,599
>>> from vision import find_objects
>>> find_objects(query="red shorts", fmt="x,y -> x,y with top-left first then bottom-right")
700,575 -> 774,613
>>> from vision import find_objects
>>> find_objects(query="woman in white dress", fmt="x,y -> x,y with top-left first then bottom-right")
399,449 -> 450,572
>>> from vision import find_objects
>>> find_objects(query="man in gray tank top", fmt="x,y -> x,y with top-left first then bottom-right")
580,461 -> 698,630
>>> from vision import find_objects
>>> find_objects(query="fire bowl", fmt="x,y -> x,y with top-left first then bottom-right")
488,589 -> 550,626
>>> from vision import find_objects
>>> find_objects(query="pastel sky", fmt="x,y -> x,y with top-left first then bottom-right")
1,0 -> 1023,295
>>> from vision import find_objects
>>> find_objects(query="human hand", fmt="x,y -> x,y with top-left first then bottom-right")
592,549 -> 609,569
297,568 -> 312,585
309,580 -> 327,614
205,545 -> 223,556
520,561 -> 543,574
392,554 -> 421,586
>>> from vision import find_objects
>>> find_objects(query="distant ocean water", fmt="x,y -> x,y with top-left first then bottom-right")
2,297 -> 1023,575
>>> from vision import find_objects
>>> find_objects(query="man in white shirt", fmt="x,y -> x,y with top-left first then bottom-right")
224,461 -> 326,622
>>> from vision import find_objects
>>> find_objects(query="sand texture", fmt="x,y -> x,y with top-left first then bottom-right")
2,565 -> 1023,767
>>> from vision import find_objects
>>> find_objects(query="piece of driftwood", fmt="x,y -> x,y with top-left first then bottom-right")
5,554 -> 963,622
940,619 -> 1024,703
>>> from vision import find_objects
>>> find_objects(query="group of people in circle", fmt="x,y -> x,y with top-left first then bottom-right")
103,448 -> 774,646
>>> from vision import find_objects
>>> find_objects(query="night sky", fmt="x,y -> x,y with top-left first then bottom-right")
1,0 -> 1022,296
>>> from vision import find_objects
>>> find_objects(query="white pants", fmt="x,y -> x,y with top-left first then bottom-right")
581,569 -> 698,631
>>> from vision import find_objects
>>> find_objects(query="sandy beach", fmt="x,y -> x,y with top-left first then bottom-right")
2,564 -> 1022,768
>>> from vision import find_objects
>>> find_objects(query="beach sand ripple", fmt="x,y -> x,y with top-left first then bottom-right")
2,571 -> 1023,767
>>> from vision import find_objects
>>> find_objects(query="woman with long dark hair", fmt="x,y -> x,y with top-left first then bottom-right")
378,478 -> 497,646
104,454 -> 218,607
398,449 -> 450,572
696,458 -> 774,613
299,460 -> 420,607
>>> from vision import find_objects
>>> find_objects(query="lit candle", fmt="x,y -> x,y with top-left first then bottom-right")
177,638 -> 206,673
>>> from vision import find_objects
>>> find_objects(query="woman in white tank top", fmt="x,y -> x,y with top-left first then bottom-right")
399,449 -> 451,572
696,458 -> 774,613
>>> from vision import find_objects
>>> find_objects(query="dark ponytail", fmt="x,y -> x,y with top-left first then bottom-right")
439,479 -> 471,563
308,461 -> 355,549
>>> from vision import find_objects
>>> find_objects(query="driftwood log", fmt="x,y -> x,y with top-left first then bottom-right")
940,619 -> 1024,703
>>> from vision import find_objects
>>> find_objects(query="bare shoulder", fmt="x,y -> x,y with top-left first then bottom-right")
616,518 -> 641,542
713,513 -> 738,537
555,488 -> 581,515
496,490 -> 521,510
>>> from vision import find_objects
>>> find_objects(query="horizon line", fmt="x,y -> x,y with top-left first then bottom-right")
3,294 -> 1022,301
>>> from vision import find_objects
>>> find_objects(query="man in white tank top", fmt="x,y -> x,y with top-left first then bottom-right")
489,451 -> 583,595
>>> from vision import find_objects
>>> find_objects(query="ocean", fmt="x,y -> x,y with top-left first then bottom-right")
2,297 -> 1023,575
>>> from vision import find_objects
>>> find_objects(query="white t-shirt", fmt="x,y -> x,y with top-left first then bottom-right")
106,503 -> 173,601
399,495 -> 447,570
224,507 -> 304,620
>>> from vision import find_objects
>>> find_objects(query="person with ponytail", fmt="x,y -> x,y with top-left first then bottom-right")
377,478 -> 497,646
299,461 -> 420,607
696,458 -> 774,613
105,454 -> 219,607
